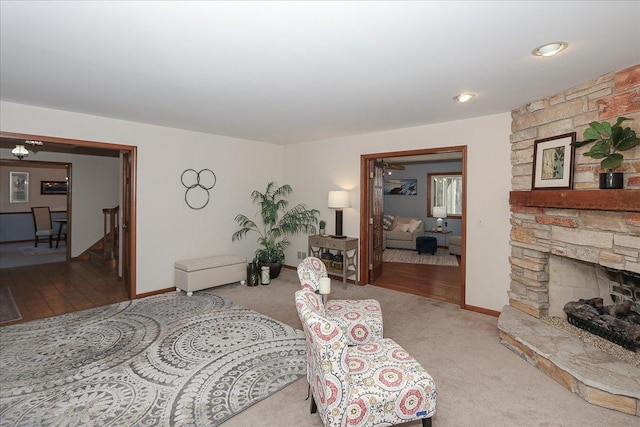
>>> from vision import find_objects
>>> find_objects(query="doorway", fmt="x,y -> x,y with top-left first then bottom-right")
359,146 -> 467,307
0,131 -> 137,299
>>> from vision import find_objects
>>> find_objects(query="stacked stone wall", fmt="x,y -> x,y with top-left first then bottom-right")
509,64 -> 640,318
511,64 -> 640,191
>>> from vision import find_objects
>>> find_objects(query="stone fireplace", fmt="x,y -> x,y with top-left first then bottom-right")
507,192 -> 639,319
500,63 -> 640,416
500,190 -> 640,416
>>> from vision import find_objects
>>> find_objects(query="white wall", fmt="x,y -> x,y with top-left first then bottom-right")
1,100 -> 511,311
0,101 -> 284,294
283,113 -> 512,312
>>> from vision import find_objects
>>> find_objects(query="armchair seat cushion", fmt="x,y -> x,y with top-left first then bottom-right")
449,235 -> 462,256
346,339 -> 436,425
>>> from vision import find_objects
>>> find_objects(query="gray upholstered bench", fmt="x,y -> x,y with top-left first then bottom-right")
175,254 -> 246,296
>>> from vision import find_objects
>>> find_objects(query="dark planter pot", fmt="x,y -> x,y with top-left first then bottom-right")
599,172 -> 623,189
258,261 -> 283,280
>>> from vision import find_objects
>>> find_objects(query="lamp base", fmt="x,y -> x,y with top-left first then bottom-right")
332,235 -> 347,239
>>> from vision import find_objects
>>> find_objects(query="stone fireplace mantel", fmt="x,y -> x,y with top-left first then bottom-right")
510,190 -> 640,212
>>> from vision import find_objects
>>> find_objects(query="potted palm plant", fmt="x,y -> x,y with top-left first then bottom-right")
571,117 -> 640,189
232,182 -> 319,279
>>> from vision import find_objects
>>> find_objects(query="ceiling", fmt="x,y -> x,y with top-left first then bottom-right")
1,1 -> 639,146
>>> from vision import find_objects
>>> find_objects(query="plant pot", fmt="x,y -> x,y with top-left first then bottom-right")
599,172 -> 623,189
258,261 -> 282,279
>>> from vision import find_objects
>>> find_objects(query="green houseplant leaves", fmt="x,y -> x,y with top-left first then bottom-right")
571,117 -> 640,170
232,182 -> 319,264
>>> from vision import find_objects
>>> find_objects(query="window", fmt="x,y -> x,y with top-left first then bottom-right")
427,173 -> 462,218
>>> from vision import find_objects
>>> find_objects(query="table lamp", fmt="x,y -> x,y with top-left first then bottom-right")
328,190 -> 350,238
432,206 -> 447,231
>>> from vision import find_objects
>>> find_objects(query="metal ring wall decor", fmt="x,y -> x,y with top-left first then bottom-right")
181,168 -> 217,210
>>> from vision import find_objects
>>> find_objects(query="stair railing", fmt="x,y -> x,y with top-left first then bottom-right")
102,206 -> 119,261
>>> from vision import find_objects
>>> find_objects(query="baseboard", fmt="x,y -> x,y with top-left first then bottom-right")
135,287 -> 176,299
463,304 -> 500,317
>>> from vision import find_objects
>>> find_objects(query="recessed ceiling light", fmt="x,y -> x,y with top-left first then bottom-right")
453,93 -> 476,103
532,41 -> 568,57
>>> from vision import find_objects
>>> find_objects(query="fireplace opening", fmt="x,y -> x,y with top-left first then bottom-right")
564,297 -> 640,352
544,257 -> 640,364
563,268 -> 640,352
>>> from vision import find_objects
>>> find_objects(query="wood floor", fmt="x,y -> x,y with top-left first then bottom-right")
0,259 -> 129,327
0,255 -> 460,328
372,259 -> 462,305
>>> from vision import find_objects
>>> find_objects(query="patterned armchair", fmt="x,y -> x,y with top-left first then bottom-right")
297,257 -> 383,345
295,290 -> 436,427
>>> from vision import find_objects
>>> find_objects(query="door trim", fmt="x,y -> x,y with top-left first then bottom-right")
360,146 -> 467,308
0,131 -> 137,299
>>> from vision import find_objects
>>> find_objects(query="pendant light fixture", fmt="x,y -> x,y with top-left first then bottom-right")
11,144 -> 29,159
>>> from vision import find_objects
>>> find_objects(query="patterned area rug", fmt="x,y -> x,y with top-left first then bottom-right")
0,292 -> 306,426
383,248 -> 459,266
0,287 -> 22,324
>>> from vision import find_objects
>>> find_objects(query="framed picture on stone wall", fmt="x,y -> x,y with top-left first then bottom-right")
532,132 -> 576,189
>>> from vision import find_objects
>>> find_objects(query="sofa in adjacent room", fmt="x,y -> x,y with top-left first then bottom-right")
383,215 -> 424,250
449,235 -> 462,256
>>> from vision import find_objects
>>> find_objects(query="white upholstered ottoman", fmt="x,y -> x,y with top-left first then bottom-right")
175,254 -> 246,296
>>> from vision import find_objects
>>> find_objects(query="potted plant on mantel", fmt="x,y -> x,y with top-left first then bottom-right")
571,116 -> 640,189
232,182 -> 319,279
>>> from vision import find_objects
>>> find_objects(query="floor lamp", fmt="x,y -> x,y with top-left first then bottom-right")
328,190 -> 350,239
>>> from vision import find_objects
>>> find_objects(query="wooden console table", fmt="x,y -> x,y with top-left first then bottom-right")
308,235 -> 358,289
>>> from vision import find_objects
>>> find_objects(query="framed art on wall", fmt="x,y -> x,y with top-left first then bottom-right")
9,171 -> 29,203
384,178 -> 417,195
41,180 -> 68,195
532,132 -> 576,189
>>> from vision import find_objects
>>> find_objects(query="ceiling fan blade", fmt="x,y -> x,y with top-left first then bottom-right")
386,164 -> 405,170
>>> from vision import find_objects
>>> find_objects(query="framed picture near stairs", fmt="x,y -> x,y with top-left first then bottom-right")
9,171 -> 28,203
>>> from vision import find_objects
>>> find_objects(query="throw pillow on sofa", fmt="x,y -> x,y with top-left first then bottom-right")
408,219 -> 422,233
393,223 -> 410,232
383,215 -> 395,231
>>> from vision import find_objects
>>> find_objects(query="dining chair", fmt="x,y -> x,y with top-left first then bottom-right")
31,206 -> 55,248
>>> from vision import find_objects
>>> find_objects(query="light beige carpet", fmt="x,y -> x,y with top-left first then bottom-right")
383,248 -> 459,266
209,269 -> 637,427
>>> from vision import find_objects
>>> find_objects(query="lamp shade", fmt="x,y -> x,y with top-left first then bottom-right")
11,145 -> 29,159
432,206 -> 447,219
328,191 -> 350,209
